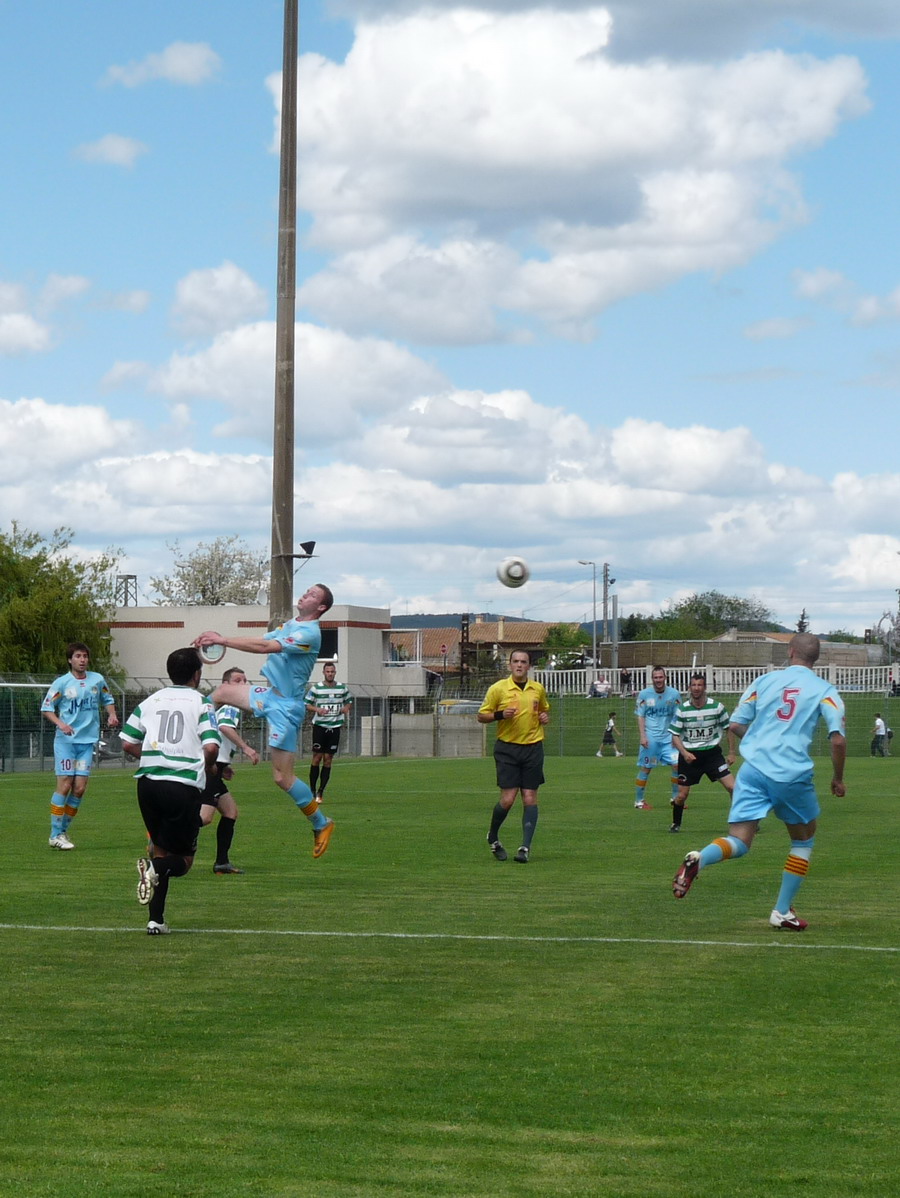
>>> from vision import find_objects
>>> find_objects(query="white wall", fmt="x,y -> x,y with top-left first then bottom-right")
109,603 -> 407,691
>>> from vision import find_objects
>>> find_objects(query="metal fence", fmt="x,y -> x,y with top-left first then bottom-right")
532,663 -> 899,697
1,668 -> 895,772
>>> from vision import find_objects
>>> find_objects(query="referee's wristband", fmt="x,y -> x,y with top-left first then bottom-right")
494,710 -> 505,721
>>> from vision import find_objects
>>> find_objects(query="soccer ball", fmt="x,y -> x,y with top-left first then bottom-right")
497,556 -> 530,588
198,642 -> 227,665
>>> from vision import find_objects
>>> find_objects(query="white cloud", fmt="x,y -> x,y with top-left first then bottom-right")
105,290 -> 152,314
73,134 -> 148,168
850,286 -> 900,326
350,388 -> 595,481
101,361 -> 152,390
608,419 -> 769,495
0,282 -> 27,313
0,274 -> 89,353
743,316 -> 812,340
0,398 -> 136,481
98,450 -> 271,534
794,267 -> 900,327
283,11 -> 867,340
39,274 -> 91,312
103,42 -> 222,88
794,266 -> 852,299
298,236 -> 518,344
172,262 -> 268,337
0,445 -> 271,544
150,321 -> 447,441
333,2 -> 900,60
829,534 -> 900,589
4,382 -> 900,631
0,313 -> 51,355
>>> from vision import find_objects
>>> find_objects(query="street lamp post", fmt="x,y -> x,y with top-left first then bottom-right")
578,560 -> 598,683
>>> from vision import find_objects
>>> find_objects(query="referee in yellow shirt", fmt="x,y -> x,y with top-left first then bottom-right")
478,649 -> 551,863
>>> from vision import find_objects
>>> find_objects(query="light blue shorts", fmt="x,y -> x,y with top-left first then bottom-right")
728,761 -> 820,826
54,741 -> 94,777
637,738 -> 678,771
249,686 -> 303,751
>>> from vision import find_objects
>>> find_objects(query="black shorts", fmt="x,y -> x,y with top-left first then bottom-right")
602,731 -> 616,745
677,747 -> 730,788
311,725 -> 342,755
200,761 -> 230,807
493,739 -> 545,792
138,775 -> 203,856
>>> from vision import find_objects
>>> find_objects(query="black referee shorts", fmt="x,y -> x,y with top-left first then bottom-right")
493,739 -> 545,791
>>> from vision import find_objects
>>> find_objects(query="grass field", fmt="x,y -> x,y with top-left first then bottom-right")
1,756 -> 897,1197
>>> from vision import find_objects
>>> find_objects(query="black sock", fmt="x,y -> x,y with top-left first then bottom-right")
309,765 -> 320,792
216,816 -> 236,865
319,766 -> 332,795
521,804 -> 538,849
671,802 -> 684,828
148,855 -> 188,924
488,802 -> 509,842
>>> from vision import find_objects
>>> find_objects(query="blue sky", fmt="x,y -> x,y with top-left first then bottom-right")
2,1 -> 900,635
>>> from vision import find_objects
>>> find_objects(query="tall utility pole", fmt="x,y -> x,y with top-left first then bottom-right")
578,560 -> 598,681
269,0 -> 298,628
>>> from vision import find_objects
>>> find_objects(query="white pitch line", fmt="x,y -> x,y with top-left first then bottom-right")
0,923 -> 896,953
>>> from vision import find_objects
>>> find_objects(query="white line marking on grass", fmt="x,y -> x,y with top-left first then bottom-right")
0,923 -> 896,953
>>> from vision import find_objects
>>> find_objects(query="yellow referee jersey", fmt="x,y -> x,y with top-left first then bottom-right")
479,677 -> 550,745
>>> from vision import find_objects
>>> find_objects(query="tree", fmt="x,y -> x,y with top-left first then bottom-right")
623,591 -> 776,642
797,608 -> 809,633
619,612 -> 654,642
150,536 -> 268,606
0,523 -> 120,673
538,622 -> 590,666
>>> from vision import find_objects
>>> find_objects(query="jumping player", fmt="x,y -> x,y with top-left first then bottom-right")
194,584 -> 336,858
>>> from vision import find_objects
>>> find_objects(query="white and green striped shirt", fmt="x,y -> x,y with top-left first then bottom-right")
304,680 -> 353,729
122,686 -> 220,788
669,697 -> 729,752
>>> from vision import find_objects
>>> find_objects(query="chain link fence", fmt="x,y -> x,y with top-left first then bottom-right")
0,671 -> 893,773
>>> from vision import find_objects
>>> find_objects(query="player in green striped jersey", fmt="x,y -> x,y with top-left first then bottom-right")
668,673 -> 736,833
305,662 -> 353,802
121,647 -> 220,933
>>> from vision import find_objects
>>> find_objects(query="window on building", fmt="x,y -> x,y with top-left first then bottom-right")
319,628 -> 338,660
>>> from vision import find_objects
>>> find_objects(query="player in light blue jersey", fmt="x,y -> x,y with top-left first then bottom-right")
633,666 -> 681,810
194,583 -> 337,859
673,634 -> 846,930
41,642 -> 119,849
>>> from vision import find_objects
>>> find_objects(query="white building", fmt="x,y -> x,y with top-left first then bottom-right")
109,603 -> 428,697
